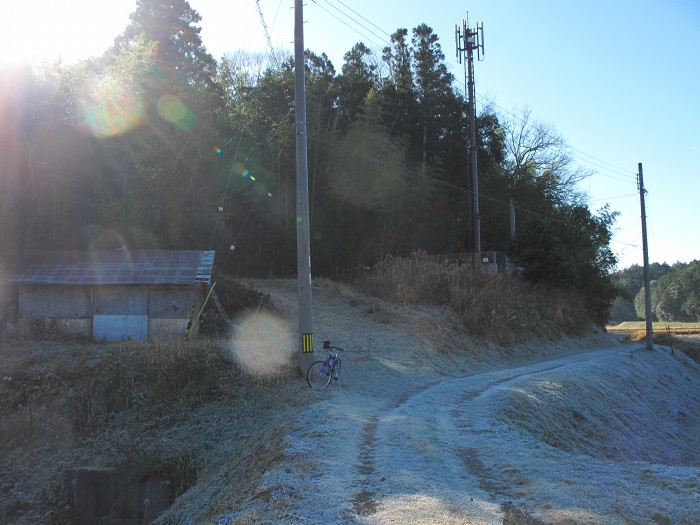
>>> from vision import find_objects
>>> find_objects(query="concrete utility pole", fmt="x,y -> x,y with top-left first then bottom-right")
456,17 -> 484,256
509,197 -> 516,240
638,163 -> 654,350
294,0 -> 315,373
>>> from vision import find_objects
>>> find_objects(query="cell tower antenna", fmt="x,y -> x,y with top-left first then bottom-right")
456,15 -> 485,255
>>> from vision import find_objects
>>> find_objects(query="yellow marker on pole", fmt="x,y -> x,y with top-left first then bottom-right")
302,333 -> 314,353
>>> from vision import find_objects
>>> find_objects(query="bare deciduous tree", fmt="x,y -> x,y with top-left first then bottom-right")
504,107 -> 591,204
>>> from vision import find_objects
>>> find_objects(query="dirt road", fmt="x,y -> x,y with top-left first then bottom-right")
214,280 -> 700,525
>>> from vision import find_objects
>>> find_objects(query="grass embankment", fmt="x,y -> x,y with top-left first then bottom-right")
357,251 -> 595,345
0,339 -> 307,525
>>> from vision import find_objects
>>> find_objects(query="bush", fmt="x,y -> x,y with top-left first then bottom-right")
358,252 -> 593,345
67,340 -> 235,437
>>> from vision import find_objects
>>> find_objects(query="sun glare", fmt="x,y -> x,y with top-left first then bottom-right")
1,1 -> 134,65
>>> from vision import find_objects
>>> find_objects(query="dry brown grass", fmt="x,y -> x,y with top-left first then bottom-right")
622,326 -> 700,363
0,337 -> 305,524
357,251 -> 592,345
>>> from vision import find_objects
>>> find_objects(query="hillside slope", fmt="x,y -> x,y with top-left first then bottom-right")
1,279 -> 698,525
171,280 -> 700,525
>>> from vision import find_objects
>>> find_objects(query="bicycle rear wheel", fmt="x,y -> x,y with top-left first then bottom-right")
306,360 -> 331,389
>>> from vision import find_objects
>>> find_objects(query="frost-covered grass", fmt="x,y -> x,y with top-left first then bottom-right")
0,338 -> 307,524
470,348 -> 700,524
3,279 -> 699,525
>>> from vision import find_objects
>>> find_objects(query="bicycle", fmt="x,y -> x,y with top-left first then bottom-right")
306,339 -> 344,389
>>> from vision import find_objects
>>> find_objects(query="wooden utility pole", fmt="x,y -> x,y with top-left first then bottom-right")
638,162 -> 653,350
294,0 -> 314,373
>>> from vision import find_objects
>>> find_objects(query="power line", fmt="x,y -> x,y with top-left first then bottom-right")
322,0 -> 392,38
308,0 -> 640,186
309,0 -> 388,51
589,193 -> 639,203
469,89 -> 638,182
307,131 -> 620,233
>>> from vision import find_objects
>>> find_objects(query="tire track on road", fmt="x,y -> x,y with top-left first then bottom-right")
348,348 -> 622,523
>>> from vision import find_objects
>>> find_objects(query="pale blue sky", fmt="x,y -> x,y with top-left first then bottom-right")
3,0 -> 698,269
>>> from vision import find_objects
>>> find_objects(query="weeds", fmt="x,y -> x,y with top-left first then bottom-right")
0,333 -> 306,524
625,329 -> 700,363
358,251 -> 592,345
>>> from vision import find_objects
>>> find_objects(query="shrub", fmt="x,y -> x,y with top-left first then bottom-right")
358,252 -> 593,345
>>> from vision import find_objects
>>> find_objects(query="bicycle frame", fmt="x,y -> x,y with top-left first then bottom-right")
326,351 -> 339,369
306,341 -> 343,389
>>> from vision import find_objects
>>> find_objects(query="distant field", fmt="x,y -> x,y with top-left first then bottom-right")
607,322 -> 700,335
607,322 -> 700,364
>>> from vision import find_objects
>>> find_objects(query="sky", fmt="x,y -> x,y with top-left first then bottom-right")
1,0 -> 698,270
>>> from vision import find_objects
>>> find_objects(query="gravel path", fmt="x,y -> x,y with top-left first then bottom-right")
217,280 -> 700,525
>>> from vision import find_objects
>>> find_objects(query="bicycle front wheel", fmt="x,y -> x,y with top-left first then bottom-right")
333,358 -> 341,381
307,360 -> 331,389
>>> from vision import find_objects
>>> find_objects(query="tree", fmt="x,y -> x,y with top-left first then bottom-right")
97,0 -> 227,248
651,261 -> 700,322
319,89 -> 435,271
0,63 -> 94,261
113,0 -> 218,91
503,108 -> 591,206
635,280 -> 659,321
611,262 -> 673,322
510,205 -> 619,326
476,111 -> 511,252
380,29 -> 418,147
335,43 -> 376,134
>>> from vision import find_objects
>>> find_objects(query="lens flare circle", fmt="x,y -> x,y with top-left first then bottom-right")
79,75 -> 144,138
230,313 -> 293,375
157,94 -> 196,131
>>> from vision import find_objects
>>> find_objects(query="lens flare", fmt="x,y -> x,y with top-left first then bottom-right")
79,75 -> 144,138
228,161 -> 272,196
157,94 -> 196,131
229,313 -> 294,375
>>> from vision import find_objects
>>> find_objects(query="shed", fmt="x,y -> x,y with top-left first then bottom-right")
11,250 -> 215,341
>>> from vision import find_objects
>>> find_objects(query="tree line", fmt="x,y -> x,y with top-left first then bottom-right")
610,261 -> 700,323
0,0 -> 618,325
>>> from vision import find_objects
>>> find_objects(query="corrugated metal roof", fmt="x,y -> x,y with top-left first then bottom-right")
11,250 -> 215,286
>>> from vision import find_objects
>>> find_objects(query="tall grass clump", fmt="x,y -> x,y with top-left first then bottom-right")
358,251 -> 451,305
66,340 -> 236,437
358,251 -> 593,345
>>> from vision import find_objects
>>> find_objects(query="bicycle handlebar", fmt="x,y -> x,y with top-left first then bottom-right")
322,339 -> 343,352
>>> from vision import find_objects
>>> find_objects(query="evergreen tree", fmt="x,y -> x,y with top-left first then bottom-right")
336,43 -> 376,134
101,0 -> 226,248
114,0 -> 218,90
